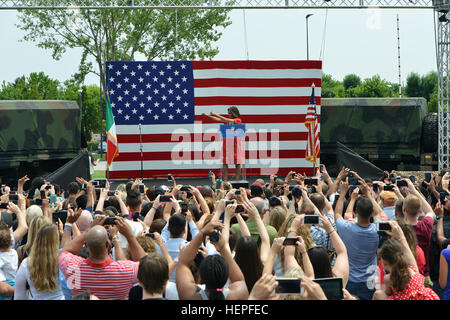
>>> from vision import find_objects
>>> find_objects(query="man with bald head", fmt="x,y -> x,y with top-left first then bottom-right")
231,194 -> 278,246
58,215 -> 147,300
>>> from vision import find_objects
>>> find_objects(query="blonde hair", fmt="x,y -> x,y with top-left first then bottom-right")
26,205 -> 43,226
28,224 -> 60,292
403,194 -> 421,217
278,213 -> 315,271
126,235 -> 157,260
269,206 -> 287,232
23,216 -> 51,256
283,267 -> 305,300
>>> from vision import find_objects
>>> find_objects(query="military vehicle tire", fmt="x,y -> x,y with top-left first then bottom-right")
422,113 -> 438,153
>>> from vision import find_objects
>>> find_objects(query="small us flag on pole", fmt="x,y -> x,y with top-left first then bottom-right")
305,84 -> 319,165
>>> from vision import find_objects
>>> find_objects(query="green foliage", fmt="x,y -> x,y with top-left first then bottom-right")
0,72 -> 62,100
353,75 -> 390,98
16,3 -> 232,87
321,74 -> 341,98
343,74 -> 361,90
405,71 -> 438,113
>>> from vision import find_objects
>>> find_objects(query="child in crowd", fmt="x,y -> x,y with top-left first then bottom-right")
0,226 -> 18,300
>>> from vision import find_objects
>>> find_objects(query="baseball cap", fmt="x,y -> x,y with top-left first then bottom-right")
380,191 -> 397,201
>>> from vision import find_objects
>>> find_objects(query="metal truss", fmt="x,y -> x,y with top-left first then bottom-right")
436,8 -> 450,170
0,0 -> 437,10
1,0 -> 450,170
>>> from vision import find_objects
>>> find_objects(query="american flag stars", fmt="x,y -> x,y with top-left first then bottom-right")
106,61 -> 195,125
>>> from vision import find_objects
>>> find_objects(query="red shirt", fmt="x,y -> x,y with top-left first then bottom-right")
58,251 -> 139,300
389,267 -> 440,300
412,216 -> 434,276
378,245 -> 426,284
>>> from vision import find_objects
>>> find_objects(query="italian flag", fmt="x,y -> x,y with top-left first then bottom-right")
105,91 -> 119,167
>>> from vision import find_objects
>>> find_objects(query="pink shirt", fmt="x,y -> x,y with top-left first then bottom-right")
58,251 -> 139,300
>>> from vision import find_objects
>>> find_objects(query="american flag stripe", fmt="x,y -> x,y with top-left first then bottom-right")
194,78 -> 322,88
107,60 -> 321,179
116,132 -> 320,143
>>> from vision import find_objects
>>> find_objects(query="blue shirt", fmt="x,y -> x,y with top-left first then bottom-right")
161,220 -> 200,282
336,218 -> 379,283
310,211 -> 336,250
442,248 -> 450,300
383,206 -> 396,221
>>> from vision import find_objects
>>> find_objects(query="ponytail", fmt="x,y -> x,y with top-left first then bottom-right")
206,288 -> 226,301
199,255 -> 229,300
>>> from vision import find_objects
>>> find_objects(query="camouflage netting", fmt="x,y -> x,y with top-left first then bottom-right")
0,100 -> 81,164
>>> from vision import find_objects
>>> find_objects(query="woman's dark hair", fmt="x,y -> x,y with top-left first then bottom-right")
107,197 -> 121,213
27,177 -> 45,199
233,236 -> 263,293
332,197 -> 349,214
380,239 -> 410,292
307,246 -> 333,279
229,228 -> 239,252
199,255 -> 229,300
228,106 -> 241,119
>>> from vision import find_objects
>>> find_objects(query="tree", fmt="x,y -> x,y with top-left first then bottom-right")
16,3 -> 232,90
354,75 -> 390,98
321,73 -> 342,98
405,71 -> 437,100
62,84 -> 101,142
0,72 -> 62,100
343,74 -> 361,90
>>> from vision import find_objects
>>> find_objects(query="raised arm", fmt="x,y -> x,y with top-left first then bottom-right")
176,220 -> 224,300
116,217 -> 147,261
284,214 -> 314,278
334,180 -> 349,222
153,232 -> 177,276
318,214 -> 349,287
386,220 -> 418,271
212,227 -> 249,300
189,186 -> 211,215
263,237 -> 285,275
144,195 -> 161,227
406,178 -> 434,217
436,202 -> 446,249
9,200 -> 28,245
242,200 -> 270,264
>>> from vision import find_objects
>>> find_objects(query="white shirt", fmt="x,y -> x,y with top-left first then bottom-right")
0,250 -> 18,281
14,258 -> 65,300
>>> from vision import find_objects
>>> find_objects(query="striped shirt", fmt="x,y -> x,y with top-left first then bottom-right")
58,251 -> 139,300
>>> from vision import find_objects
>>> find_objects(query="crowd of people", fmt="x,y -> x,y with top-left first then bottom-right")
0,165 -> 449,301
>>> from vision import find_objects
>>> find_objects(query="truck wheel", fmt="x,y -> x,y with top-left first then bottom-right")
422,113 -> 438,153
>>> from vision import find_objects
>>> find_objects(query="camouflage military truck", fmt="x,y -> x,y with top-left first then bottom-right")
320,97 -> 438,173
0,100 -> 81,185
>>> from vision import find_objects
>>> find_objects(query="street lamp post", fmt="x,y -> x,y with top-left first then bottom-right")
306,14 -> 313,60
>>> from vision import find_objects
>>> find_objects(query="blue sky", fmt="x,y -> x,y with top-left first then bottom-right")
0,8 -> 437,87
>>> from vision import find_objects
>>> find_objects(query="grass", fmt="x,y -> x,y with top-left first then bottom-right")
92,153 -> 106,161
92,170 -> 106,179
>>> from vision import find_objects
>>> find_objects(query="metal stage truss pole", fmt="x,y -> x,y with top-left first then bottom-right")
435,1 -> 450,171
0,0 -> 436,10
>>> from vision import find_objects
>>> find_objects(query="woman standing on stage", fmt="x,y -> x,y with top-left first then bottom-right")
202,106 -> 244,182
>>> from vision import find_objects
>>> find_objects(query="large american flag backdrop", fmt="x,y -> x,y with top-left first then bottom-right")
105,60 -> 321,179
